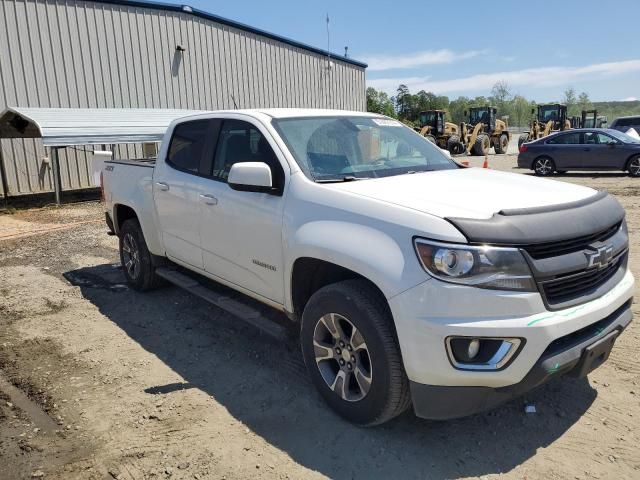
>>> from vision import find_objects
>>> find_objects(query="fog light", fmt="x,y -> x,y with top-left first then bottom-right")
446,337 -> 523,371
467,339 -> 480,359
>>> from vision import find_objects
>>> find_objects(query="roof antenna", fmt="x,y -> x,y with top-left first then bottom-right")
326,13 -> 331,69
344,46 -> 348,58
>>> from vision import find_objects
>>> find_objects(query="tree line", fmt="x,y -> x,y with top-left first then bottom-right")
366,81 -> 640,129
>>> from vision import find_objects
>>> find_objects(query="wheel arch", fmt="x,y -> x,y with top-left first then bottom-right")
624,152 -> 640,169
290,258 -> 389,321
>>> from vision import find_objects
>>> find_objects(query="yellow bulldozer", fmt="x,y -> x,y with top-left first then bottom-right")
416,110 -> 466,154
460,106 -> 511,155
518,103 -> 571,147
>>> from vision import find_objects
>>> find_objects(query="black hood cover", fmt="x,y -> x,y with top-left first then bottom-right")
446,190 -> 625,245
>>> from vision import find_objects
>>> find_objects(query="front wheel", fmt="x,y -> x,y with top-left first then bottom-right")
119,219 -> 163,291
532,157 -> 555,176
300,280 -> 410,426
472,134 -> 491,156
627,156 -> 640,177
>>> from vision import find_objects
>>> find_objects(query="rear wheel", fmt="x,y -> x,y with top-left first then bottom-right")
300,279 -> 410,426
627,155 -> 640,177
532,157 -> 555,176
472,134 -> 490,156
119,219 -> 163,291
424,134 -> 437,144
494,134 -> 509,154
518,133 -> 530,148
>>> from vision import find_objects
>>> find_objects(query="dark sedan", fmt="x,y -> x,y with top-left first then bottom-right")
518,128 -> 640,177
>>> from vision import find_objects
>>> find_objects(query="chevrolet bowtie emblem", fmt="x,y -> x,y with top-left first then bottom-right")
586,245 -> 614,269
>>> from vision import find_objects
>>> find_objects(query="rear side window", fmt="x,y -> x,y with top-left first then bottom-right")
546,133 -> 580,145
167,120 -> 211,174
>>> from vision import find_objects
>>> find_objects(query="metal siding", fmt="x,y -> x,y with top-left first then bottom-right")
0,0 -> 365,197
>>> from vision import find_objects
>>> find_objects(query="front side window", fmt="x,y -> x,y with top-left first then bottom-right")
212,119 -> 284,189
547,132 -> 580,145
167,120 -> 211,173
272,116 -> 456,182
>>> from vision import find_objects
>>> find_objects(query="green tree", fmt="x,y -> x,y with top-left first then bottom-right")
395,84 -> 412,119
578,92 -> 592,112
366,87 -> 395,117
511,95 -> 531,128
564,87 -> 577,116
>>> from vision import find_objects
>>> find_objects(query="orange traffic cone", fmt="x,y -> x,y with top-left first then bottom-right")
482,155 -> 489,168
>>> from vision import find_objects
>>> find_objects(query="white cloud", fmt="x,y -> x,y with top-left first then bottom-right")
622,96 -> 638,101
367,59 -> 640,95
363,49 -> 487,71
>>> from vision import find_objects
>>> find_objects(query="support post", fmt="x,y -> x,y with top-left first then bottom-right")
50,147 -> 62,205
0,141 -> 9,206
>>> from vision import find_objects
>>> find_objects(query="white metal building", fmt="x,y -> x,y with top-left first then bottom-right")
0,0 -> 367,199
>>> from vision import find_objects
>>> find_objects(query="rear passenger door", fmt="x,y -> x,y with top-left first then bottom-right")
198,118 -> 288,304
153,119 -> 220,269
545,132 -> 582,169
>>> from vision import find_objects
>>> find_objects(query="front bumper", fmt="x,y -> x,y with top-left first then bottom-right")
388,269 -> 635,419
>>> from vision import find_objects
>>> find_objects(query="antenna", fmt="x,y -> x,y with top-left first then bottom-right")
344,46 -> 348,58
230,93 -> 238,109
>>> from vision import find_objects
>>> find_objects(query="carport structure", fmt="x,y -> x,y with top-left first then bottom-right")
0,108 -> 199,204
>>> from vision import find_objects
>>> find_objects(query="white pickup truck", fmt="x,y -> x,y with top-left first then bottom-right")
102,109 -> 634,425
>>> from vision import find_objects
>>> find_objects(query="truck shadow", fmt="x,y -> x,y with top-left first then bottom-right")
65,264 -> 597,480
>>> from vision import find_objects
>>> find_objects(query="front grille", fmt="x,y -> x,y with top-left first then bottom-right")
523,222 -> 621,259
541,254 -> 625,304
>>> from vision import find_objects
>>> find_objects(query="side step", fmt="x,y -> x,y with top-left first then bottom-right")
155,267 -> 288,341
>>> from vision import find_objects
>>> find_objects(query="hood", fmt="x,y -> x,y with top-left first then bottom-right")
329,168 -> 597,220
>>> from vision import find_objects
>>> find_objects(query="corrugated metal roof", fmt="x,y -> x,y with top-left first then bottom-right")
97,0 -> 368,69
0,107 -> 201,146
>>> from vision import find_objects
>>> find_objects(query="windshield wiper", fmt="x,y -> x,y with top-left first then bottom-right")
315,176 -> 370,183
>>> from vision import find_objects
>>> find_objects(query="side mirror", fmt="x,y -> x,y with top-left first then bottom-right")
607,140 -> 617,147
228,162 -> 273,193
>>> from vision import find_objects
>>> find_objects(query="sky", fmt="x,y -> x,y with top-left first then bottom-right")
162,0 -> 640,102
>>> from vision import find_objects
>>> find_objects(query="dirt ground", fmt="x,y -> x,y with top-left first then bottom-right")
0,154 -> 639,480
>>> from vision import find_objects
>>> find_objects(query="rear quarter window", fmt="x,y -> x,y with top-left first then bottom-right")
167,120 -> 211,173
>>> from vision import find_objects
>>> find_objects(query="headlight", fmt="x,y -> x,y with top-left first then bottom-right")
414,239 -> 536,291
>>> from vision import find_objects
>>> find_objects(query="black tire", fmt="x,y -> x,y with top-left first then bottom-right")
627,155 -> 640,177
300,279 -> 410,426
518,133 -> 530,148
472,134 -> 490,156
424,134 -> 436,144
447,135 -> 464,155
119,219 -> 163,291
532,156 -> 555,176
494,133 -> 509,154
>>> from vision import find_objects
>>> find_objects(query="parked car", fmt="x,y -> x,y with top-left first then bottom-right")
518,128 -> 640,177
102,109 -> 634,425
610,116 -> 640,135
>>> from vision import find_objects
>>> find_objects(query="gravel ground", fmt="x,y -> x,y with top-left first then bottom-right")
0,154 -> 639,480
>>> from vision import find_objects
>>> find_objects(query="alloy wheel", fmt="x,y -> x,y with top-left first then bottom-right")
312,313 -> 373,402
535,158 -> 553,175
629,157 -> 640,177
121,233 -> 141,280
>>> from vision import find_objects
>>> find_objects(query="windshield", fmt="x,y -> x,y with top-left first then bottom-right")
607,129 -> 640,143
469,108 -> 489,124
272,116 -> 457,181
539,106 -> 560,122
419,111 -> 437,126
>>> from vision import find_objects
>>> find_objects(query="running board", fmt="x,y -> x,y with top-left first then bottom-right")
155,267 -> 288,341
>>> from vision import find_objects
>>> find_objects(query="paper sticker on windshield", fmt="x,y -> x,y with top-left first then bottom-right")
372,118 -> 403,127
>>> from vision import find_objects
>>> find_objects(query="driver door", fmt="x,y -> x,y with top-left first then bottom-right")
198,118 -> 287,304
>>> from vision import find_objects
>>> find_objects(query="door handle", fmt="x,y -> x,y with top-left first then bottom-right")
199,194 -> 218,205
155,182 -> 170,191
